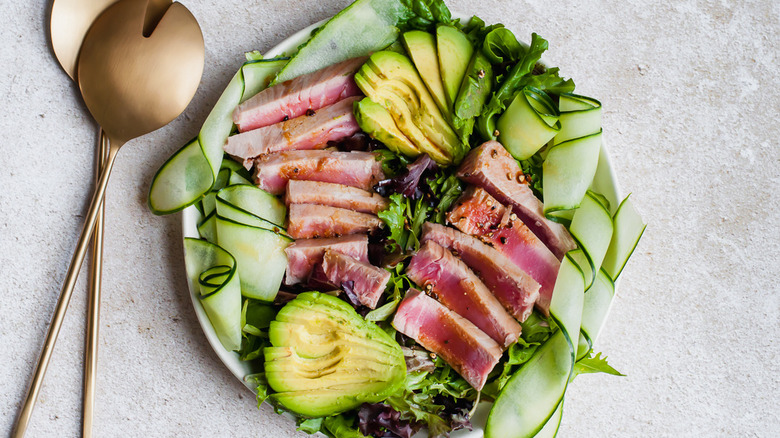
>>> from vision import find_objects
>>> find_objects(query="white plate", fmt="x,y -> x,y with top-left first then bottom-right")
181,13 -> 621,437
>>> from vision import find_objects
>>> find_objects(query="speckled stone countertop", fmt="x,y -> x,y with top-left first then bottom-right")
1,1 -> 778,436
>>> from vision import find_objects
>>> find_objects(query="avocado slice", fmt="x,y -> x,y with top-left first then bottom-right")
264,292 -> 406,417
451,50 -> 494,142
353,98 -> 421,157
272,382 -> 397,419
436,25 -> 474,108
402,30 -> 449,116
455,51 -> 493,120
354,51 -> 465,165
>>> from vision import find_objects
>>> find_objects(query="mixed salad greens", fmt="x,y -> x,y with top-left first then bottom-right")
148,0 -> 645,437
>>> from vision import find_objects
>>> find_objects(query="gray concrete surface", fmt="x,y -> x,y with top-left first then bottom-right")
1,0 -> 778,436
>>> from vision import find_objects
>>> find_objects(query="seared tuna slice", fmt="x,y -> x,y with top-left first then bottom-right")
284,235 -> 368,285
448,187 -> 561,313
406,240 -> 522,348
225,96 -> 361,168
392,289 -> 502,390
420,222 -> 540,322
456,141 -> 576,259
322,250 -> 390,309
253,150 -> 385,195
287,204 -> 383,239
285,180 -> 389,214
232,56 -> 365,132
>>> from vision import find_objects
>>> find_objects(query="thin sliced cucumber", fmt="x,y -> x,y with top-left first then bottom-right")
486,255 -> 584,438
148,138 -> 213,215
576,197 -> 643,358
217,158 -> 253,184
548,253 -> 586,344
559,93 -> 598,111
216,185 -> 286,228
215,216 -> 289,302
535,401 -> 563,438
201,163 -> 253,218
194,198 -> 205,216
566,249 -> 595,360
576,332 -> 592,361
199,58 -> 287,171
569,192 -> 614,283
578,269 -> 615,359
543,130 -> 602,221
228,171 -> 251,186
202,193 -> 217,217
602,195 -> 646,281
183,238 -> 242,351
542,91 -> 603,222
219,158 -> 245,172
567,249 -> 593,292
486,331 -> 570,438
215,197 -> 287,235
273,0 -> 407,83
555,93 -> 602,145
148,58 -> 287,215
197,211 -> 218,244
497,87 -> 560,160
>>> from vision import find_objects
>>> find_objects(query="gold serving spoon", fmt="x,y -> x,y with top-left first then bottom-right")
50,0 -> 115,436
12,1 -> 204,436
49,0 -> 173,435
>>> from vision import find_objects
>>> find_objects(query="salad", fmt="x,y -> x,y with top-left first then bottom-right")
148,1 -> 646,437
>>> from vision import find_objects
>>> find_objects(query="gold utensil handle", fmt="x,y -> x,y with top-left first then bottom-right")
83,128 -> 109,438
12,139 -> 122,438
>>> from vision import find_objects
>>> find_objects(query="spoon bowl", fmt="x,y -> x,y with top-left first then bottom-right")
78,0 -> 204,145
49,0 -> 115,79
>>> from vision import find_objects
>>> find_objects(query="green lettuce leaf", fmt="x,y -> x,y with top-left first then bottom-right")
366,263 -> 411,322
384,358 -> 477,437
477,32 -> 549,140
482,27 -> 523,64
323,415 -> 365,438
573,351 -> 625,377
297,417 -> 325,434
518,152 -> 545,199
522,66 -> 575,95
377,167 -> 463,253
244,372 -> 270,406
428,173 -> 463,223
398,0 -> 452,31
378,193 -> 409,252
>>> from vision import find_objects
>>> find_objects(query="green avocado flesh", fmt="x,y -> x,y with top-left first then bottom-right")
354,97 -> 421,157
264,292 -> 406,417
436,25 -> 474,108
401,30 -> 449,116
354,50 -> 464,165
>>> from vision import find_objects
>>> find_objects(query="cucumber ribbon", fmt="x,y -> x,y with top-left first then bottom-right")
198,182 -> 291,303
184,238 -> 243,351
497,87 -> 561,160
486,253 -> 584,438
542,93 -> 603,223
486,196 -> 645,438
197,160 -> 255,243
148,58 -> 288,215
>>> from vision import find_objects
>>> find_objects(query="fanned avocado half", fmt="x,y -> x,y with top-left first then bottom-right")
353,51 -> 466,166
264,292 -> 406,417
